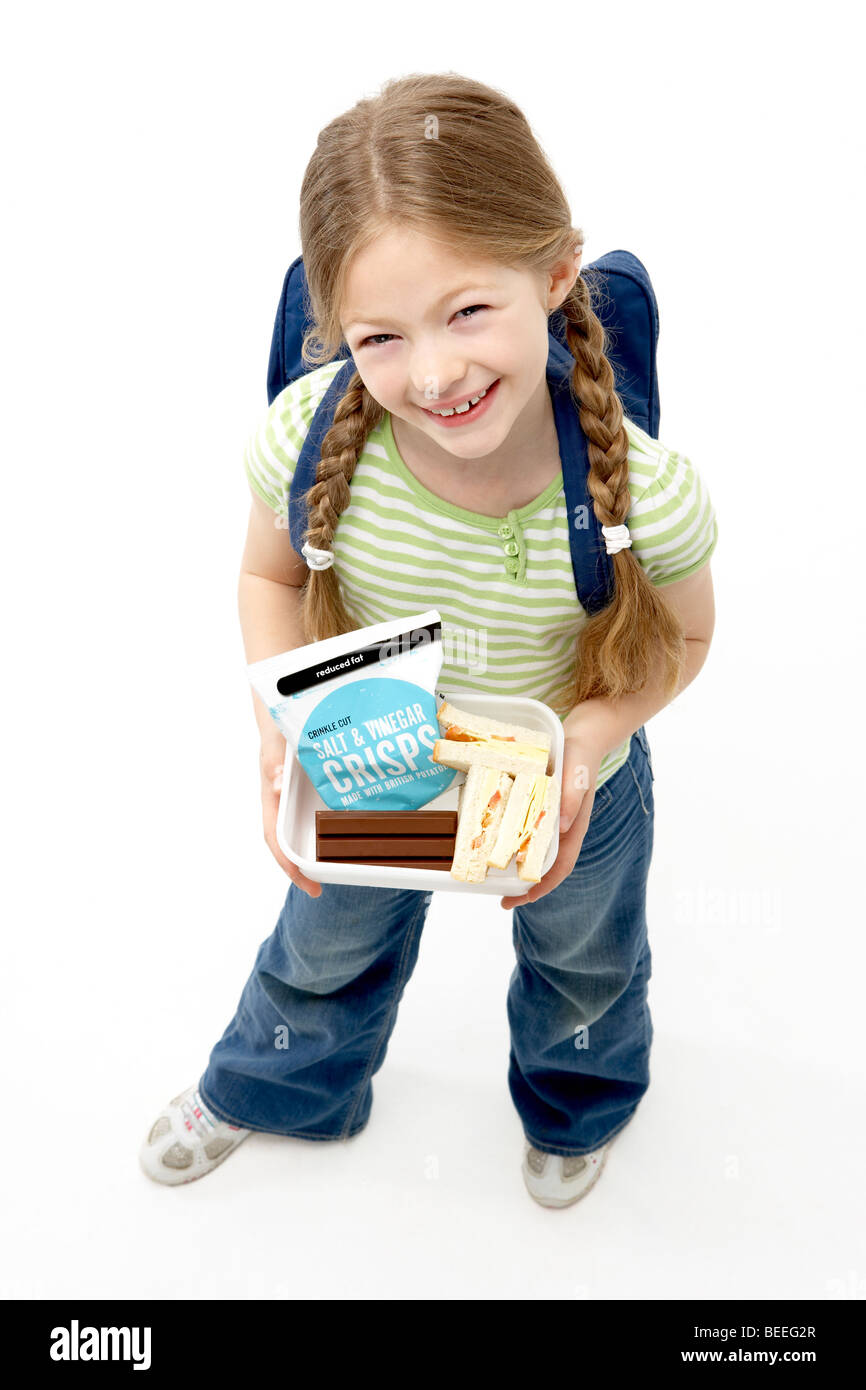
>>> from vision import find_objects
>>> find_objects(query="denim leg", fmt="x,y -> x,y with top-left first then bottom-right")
198,880 -> 432,1140
507,730 -> 655,1155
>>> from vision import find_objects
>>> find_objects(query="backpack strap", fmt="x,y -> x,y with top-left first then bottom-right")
546,338 -> 616,614
288,356 -> 357,564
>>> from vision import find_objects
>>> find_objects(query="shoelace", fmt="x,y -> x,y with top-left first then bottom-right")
179,1089 -> 219,1142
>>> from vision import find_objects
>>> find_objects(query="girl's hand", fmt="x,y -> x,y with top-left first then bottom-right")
260,736 -> 323,898
500,733 -> 604,910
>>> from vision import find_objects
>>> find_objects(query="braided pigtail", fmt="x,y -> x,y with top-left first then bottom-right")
560,275 -> 687,705
299,369 -> 385,644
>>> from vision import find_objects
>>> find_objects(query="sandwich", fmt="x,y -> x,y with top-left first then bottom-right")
486,770 -> 561,883
432,701 -> 552,779
450,764 -> 514,882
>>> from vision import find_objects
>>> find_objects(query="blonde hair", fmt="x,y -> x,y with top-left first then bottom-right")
296,72 -> 686,706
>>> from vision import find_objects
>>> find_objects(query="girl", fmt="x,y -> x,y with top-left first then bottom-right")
140,72 -> 717,1208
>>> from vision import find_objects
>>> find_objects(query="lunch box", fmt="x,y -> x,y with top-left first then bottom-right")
275,689 -> 564,894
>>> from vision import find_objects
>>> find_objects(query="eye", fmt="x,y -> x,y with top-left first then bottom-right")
358,304 -> 489,349
454,304 -> 488,322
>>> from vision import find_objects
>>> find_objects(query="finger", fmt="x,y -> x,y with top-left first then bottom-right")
261,808 -> 318,889
502,881 -> 549,909
268,836 -> 322,897
294,863 -> 324,896
559,777 -> 588,836
280,845 -> 323,898
500,849 -> 574,908
501,872 -> 549,908
280,856 -> 322,899
260,783 -> 322,897
501,881 -> 544,909
294,874 -> 323,899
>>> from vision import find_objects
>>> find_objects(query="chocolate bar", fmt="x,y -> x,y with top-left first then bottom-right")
316,810 -> 458,835
317,836 -> 456,859
337,859 -> 455,870
315,809 -> 458,868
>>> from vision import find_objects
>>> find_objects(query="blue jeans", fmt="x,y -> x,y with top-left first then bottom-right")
199,726 -> 655,1156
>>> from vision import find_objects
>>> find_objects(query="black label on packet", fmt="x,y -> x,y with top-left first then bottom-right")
276,621 -> 442,698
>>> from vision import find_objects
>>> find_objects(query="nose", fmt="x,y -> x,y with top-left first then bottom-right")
409,341 -> 469,406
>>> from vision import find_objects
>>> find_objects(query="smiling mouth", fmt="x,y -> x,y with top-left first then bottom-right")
422,378 -> 500,418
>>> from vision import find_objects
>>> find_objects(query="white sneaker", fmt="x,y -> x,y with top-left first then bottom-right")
522,1139 -> 610,1207
139,1084 -> 251,1186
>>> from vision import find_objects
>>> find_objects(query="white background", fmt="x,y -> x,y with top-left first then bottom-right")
1,0 -> 863,1302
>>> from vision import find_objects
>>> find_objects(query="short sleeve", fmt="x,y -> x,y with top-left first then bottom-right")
242,360 -> 346,519
626,432 -> 718,587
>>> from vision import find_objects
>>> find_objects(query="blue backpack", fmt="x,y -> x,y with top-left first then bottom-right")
266,250 -> 659,615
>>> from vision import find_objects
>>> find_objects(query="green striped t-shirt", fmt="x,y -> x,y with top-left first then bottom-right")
243,360 -> 718,788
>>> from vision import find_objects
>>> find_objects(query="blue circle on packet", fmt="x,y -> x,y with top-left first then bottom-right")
298,678 -> 457,811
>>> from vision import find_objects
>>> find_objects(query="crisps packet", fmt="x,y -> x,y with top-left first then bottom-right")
247,609 -> 458,811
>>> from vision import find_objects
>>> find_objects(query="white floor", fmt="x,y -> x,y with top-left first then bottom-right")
4,771 -> 863,1301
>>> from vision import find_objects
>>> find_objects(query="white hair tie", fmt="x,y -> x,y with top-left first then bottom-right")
301,541 -> 335,571
601,523 -> 632,556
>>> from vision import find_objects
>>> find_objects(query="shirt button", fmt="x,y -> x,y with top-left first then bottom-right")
503,540 -> 519,556
497,524 -> 514,538
505,558 -> 519,573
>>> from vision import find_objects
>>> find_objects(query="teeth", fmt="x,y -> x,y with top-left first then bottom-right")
430,384 -> 490,416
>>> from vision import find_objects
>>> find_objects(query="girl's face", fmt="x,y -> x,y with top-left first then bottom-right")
339,225 -> 579,464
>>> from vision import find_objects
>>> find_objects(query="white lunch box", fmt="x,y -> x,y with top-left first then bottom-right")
275,689 -> 564,894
